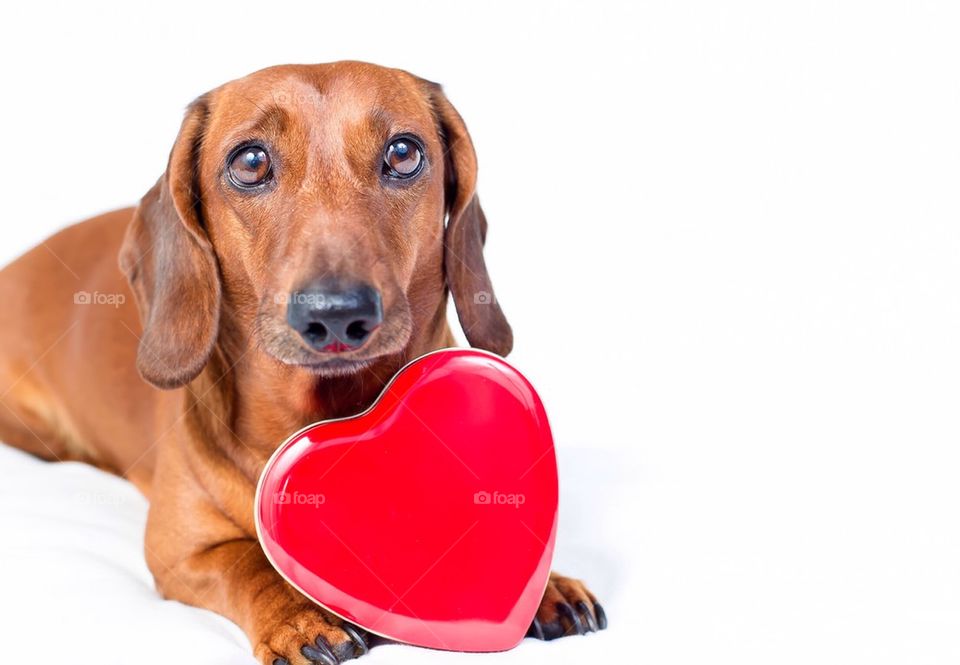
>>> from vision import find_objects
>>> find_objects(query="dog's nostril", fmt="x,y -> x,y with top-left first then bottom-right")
345,320 -> 371,342
304,322 -> 328,342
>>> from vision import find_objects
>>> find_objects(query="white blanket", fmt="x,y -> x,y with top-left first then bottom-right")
0,443 -> 626,664
3,431 -> 959,664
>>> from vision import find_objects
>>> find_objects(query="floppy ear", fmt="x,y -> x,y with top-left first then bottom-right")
118,98 -> 221,389
428,84 -> 513,356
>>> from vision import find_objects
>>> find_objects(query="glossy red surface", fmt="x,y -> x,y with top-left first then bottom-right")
255,349 -> 558,652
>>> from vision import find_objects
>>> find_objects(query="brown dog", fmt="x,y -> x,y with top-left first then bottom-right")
0,61 -> 606,664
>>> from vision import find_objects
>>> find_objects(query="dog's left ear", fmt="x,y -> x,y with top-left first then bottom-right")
118,96 -> 222,389
426,83 -> 513,356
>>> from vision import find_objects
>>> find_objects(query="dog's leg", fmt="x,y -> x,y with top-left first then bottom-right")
150,538 -> 369,664
527,571 -> 608,641
144,446 -> 371,665
0,380 -> 99,466
146,519 -> 371,665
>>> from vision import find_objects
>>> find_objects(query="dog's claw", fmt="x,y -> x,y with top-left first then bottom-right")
557,601 -> 584,635
593,602 -> 608,630
576,600 -> 598,632
542,616 -> 566,640
341,623 -> 369,657
527,616 -> 546,640
302,637 -> 337,665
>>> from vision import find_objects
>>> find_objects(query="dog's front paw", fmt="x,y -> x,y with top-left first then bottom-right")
528,571 -> 608,640
254,602 -> 370,665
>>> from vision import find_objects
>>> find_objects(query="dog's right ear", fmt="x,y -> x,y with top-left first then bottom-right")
425,82 -> 513,357
119,97 -> 222,390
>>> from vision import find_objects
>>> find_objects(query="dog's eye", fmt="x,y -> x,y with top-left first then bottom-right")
227,145 -> 272,188
383,137 -> 424,179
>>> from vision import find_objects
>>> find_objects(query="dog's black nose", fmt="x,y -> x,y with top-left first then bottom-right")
286,282 -> 383,353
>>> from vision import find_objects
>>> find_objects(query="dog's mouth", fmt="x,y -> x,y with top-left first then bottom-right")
288,355 -> 375,377
264,337 -> 387,377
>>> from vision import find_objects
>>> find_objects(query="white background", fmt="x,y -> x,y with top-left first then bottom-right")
1,1 -> 959,663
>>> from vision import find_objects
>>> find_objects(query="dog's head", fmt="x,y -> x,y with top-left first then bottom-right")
120,62 -> 511,389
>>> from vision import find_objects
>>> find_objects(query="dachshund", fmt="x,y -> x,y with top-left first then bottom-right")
0,61 -> 606,664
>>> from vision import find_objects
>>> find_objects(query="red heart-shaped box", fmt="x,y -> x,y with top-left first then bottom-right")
255,349 -> 558,652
